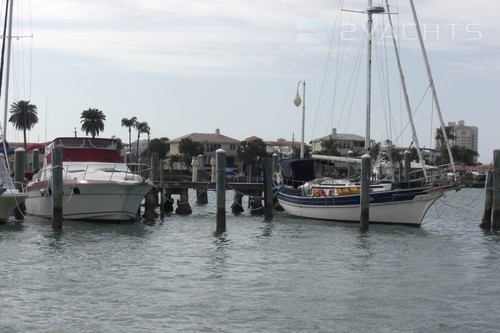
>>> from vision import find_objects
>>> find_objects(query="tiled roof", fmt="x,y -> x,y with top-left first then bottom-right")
170,132 -> 240,144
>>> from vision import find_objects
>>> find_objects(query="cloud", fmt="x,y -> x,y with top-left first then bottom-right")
28,0 -> 337,75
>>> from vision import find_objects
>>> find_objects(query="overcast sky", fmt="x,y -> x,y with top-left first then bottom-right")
2,0 -> 498,163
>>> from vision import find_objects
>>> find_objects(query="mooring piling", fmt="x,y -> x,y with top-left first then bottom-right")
480,170 -> 493,229
216,148 -> 226,231
404,150 -> 411,181
263,157 -> 273,220
52,146 -> 63,229
31,148 -> 40,172
491,150 -> 500,230
14,148 -> 26,220
360,153 -> 371,229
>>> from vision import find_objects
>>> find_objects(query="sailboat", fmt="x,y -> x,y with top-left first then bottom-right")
276,0 -> 458,226
0,0 -> 28,220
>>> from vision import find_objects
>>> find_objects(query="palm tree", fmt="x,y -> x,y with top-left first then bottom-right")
9,100 -> 39,150
80,108 -> 106,138
134,121 -> 150,163
121,117 -> 137,152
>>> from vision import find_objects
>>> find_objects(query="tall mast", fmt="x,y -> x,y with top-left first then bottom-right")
365,2 -> 385,152
2,0 -> 13,139
409,0 -> 456,173
385,1 -> 428,180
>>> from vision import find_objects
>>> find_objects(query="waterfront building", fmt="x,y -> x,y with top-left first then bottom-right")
168,129 -> 240,171
435,120 -> 478,163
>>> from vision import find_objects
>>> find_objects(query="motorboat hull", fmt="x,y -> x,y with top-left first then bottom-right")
25,179 -> 153,221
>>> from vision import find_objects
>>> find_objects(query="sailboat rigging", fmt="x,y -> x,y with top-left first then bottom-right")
275,0 -> 458,226
0,0 -> 28,220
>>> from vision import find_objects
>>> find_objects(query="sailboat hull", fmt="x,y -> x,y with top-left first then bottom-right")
277,188 -> 443,226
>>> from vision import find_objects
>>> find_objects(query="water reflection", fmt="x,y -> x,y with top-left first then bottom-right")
260,221 -> 274,237
209,230 -> 231,278
46,229 -> 64,250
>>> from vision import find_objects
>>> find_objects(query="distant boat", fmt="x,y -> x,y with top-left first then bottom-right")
275,1 -> 458,226
25,137 -> 154,221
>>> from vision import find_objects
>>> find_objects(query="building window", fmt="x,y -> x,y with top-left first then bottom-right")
206,144 -> 221,152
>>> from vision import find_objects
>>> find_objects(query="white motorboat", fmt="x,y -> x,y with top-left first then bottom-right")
25,137 -> 154,221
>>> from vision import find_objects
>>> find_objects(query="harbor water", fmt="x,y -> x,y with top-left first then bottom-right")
1,188 -> 499,332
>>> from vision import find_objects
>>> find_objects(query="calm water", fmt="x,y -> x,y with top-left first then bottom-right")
1,188 -> 499,333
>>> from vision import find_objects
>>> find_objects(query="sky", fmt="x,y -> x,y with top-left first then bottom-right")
1,0 -> 499,164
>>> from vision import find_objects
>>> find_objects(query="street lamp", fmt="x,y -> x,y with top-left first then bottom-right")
293,80 -> 305,159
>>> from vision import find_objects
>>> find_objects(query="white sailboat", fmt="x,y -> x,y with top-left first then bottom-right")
0,0 -> 28,221
276,0 -> 458,226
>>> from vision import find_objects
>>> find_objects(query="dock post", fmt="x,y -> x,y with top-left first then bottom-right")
404,150 -> 410,181
211,156 -> 216,182
216,148 -> 226,231
491,150 -> 500,230
175,188 -> 192,215
160,160 -> 165,220
163,189 -> 174,213
142,153 -> 159,223
360,154 -> 371,229
52,146 -> 63,229
263,157 -> 273,220
231,191 -> 244,213
192,156 -> 198,182
32,148 -> 40,172
249,193 -> 264,214
480,170 -> 493,229
196,188 -> 208,204
13,148 -> 26,219
272,153 -> 279,173
143,190 -> 157,223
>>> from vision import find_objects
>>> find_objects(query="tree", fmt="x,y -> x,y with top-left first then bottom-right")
435,126 -> 456,165
121,117 -> 137,152
144,137 -> 170,159
292,144 -> 312,158
237,139 -> 268,177
9,100 -> 39,150
179,138 -> 204,170
453,146 -> 479,166
317,137 -> 340,156
111,135 -> 125,152
80,108 -> 106,138
134,121 -> 150,162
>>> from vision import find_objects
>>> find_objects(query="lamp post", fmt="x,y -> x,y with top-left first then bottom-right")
293,80 -> 305,159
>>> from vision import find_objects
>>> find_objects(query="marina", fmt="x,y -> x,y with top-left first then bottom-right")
1,188 -> 498,332
0,1 -> 498,331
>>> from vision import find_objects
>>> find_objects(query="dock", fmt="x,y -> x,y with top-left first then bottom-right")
155,180 -> 270,217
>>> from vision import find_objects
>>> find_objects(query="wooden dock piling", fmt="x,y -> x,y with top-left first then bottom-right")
404,150 -> 410,181
32,148 -> 40,172
360,154 -> 371,229
491,150 -> 500,230
143,153 -> 159,223
231,192 -> 244,213
216,149 -> 226,231
52,146 -> 63,229
14,148 -> 26,220
480,170 -> 493,229
263,157 -> 273,220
